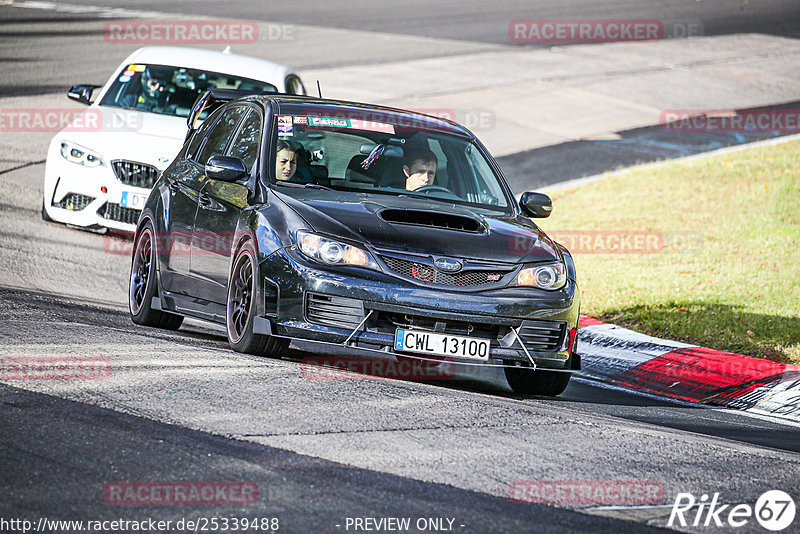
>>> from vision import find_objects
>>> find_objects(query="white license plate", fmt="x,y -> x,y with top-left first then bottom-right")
394,328 -> 490,361
120,191 -> 148,209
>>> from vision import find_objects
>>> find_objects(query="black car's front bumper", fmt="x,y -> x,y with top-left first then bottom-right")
257,248 -> 581,370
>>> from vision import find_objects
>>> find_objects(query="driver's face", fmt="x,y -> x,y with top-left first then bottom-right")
403,159 -> 437,191
146,78 -> 164,92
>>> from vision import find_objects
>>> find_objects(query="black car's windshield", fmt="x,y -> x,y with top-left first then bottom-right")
100,63 -> 278,118
271,108 -> 512,211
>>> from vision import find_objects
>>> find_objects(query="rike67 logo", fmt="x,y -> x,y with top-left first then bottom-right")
669,490 -> 795,531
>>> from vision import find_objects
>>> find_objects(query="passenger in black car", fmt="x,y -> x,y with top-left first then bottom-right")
275,140 -> 298,181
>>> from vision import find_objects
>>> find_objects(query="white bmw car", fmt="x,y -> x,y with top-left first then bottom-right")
42,46 -> 306,232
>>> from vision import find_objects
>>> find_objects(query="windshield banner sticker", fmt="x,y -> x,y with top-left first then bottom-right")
305,116 -> 395,134
308,116 -> 351,128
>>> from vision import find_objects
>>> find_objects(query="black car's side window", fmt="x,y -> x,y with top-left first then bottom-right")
185,128 -> 207,161
196,106 -> 248,166
185,107 -> 225,162
227,109 -> 262,173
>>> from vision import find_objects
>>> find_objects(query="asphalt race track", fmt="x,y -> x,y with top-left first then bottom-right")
2,1 -> 800,532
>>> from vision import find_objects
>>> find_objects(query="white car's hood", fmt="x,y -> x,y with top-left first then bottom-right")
55,106 -> 188,170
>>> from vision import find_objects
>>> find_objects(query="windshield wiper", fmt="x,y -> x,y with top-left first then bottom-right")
304,183 -> 333,191
274,181 -> 333,191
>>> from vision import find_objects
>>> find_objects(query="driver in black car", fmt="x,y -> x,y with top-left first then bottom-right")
402,147 -> 438,191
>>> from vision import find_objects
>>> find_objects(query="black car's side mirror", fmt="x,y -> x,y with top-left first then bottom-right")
519,192 -> 553,218
205,155 -> 248,182
67,85 -> 100,105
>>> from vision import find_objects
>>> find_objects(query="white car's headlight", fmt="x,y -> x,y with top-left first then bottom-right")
516,262 -> 567,290
60,141 -> 104,168
296,231 -> 379,271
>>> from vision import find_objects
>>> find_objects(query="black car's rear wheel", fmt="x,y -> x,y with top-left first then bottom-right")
504,365 -> 571,396
227,240 -> 288,357
129,221 -> 183,330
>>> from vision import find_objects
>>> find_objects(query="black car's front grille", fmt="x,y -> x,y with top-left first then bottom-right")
98,202 -> 140,225
381,256 -> 507,287
518,321 -> 566,353
304,294 -> 566,357
373,311 -> 500,339
54,193 -> 94,211
112,160 -> 160,188
305,293 -> 365,330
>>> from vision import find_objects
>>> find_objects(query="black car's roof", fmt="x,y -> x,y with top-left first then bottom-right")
237,94 -> 472,137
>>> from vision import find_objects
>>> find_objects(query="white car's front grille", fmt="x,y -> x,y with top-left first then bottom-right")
111,160 -> 160,188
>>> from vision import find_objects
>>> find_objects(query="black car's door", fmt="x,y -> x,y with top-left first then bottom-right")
189,104 -> 261,304
160,117 -> 217,293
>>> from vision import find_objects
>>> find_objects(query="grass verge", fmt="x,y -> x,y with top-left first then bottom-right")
540,140 -> 800,364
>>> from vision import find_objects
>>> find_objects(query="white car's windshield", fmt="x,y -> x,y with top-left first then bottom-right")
100,63 -> 278,118
272,108 -> 512,211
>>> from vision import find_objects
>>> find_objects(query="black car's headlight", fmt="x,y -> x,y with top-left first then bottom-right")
296,231 -> 380,271
60,141 -> 104,168
515,261 -> 567,290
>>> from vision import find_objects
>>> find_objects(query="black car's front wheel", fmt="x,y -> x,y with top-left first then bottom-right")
227,240 -> 288,357
504,365 -> 571,396
129,220 -> 183,330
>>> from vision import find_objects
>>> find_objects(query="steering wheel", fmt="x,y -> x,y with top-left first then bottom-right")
414,185 -> 454,195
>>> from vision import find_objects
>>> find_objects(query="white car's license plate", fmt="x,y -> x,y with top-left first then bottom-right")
394,328 -> 490,361
120,191 -> 148,209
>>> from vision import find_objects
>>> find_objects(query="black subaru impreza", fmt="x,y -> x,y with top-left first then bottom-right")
129,91 -> 580,395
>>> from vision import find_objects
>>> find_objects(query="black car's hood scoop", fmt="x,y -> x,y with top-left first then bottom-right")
378,209 -> 483,233
271,189 -> 561,264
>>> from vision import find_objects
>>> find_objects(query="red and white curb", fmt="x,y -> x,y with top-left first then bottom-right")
577,317 -> 800,424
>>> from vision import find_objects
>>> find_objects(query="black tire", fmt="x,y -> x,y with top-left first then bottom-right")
505,366 -> 571,396
227,240 -> 288,357
41,199 -> 53,221
129,221 -> 183,330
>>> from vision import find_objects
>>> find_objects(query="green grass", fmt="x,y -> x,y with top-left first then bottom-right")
540,140 -> 800,364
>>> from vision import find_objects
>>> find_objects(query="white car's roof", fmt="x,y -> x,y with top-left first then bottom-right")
123,46 -> 294,83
